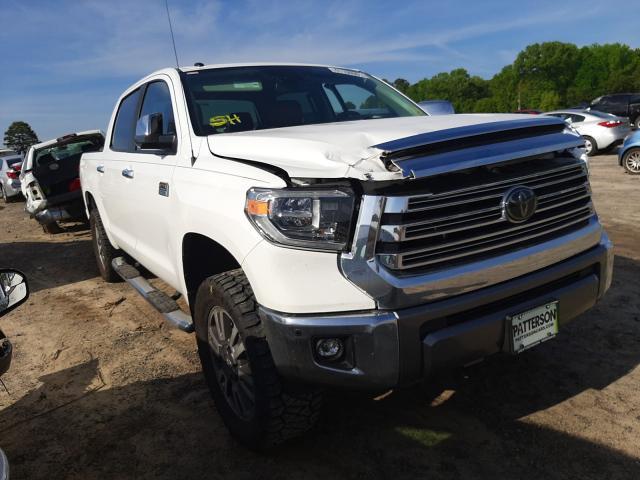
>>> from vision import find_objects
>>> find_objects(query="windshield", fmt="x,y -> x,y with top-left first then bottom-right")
7,158 -> 22,168
181,65 -> 425,135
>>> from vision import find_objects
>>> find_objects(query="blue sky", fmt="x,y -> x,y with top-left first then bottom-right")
1,0 -> 639,143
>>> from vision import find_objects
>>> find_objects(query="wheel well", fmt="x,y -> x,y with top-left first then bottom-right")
182,233 -> 241,307
85,192 -> 95,211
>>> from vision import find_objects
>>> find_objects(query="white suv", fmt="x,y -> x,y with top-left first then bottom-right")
80,63 -> 613,448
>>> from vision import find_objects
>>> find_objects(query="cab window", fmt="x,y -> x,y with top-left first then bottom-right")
139,81 -> 177,139
111,88 -> 141,152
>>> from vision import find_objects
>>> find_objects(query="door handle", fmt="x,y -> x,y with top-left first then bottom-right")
96,165 -> 105,173
121,168 -> 134,179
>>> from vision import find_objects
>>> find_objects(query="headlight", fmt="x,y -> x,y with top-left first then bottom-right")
245,187 -> 355,251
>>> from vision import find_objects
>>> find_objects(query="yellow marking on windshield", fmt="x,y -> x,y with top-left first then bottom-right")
209,114 -> 242,128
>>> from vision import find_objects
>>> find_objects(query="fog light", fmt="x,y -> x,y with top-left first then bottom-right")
315,338 -> 343,359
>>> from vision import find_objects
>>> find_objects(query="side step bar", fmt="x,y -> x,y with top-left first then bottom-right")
112,257 -> 194,333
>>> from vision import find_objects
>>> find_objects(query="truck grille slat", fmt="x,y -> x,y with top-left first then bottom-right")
405,163 -> 585,211
376,156 -> 594,273
402,212 -> 593,268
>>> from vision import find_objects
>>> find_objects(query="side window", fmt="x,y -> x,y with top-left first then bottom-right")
139,81 -> 176,137
570,114 -> 585,123
111,88 -> 141,151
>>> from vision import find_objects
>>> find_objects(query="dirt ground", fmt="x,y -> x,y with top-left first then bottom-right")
0,154 -> 639,479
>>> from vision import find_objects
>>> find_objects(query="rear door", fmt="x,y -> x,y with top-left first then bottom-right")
97,87 -> 143,254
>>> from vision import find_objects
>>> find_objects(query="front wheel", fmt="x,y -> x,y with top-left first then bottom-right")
194,269 -> 322,449
583,136 -> 598,156
622,147 -> 640,175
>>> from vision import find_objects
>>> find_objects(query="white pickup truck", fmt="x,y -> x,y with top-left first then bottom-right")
80,63 -> 613,448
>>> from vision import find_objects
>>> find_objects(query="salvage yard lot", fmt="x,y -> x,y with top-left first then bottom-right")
0,154 -> 639,479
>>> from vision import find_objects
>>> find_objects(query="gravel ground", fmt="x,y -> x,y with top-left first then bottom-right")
0,153 -> 638,479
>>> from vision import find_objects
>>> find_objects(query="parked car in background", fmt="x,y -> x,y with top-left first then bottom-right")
617,130 -> 640,175
0,154 -> 23,202
0,149 -> 18,157
21,131 -> 104,233
590,93 -> 640,129
543,109 -> 630,155
418,100 -> 455,115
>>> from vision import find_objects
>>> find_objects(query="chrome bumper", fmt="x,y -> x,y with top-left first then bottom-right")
262,235 -> 613,389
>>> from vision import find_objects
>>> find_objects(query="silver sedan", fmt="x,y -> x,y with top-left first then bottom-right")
0,154 -> 23,202
543,109 -> 630,155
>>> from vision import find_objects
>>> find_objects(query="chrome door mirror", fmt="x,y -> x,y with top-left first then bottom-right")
134,113 -> 175,151
0,269 -> 29,316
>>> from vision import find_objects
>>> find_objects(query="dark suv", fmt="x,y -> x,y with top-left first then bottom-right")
590,93 -> 640,129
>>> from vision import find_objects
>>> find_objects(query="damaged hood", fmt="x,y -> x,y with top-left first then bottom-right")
206,114 -> 533,180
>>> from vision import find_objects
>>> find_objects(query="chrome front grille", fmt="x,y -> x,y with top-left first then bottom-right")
377,158 -> 594,273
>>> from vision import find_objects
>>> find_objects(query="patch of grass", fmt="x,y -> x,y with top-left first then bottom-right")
395,426 -> 451,447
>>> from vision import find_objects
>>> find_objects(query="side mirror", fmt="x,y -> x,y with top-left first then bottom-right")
134,113 -> 175,151
0,269 -> 29,316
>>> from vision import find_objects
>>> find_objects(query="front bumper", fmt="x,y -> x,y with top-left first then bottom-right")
260,234 -> 613,389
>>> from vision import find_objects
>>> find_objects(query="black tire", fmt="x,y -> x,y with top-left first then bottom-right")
622,147 -> 640,175
634,117 -> 640,130
90,208 -> 121,282
0,185 -> 8,203
583,136 -> 598,156
194,269 -> 322,449
42,221 -> 62,234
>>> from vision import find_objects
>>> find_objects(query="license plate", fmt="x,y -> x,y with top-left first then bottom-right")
508,301 -> 558,353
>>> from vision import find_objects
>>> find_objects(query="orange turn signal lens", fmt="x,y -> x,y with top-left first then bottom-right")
246,198 -> 270,216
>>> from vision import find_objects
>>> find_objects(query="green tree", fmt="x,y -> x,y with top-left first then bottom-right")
405,68 -> 489,112
4,121 -> 39,154
392,78 -> 410,94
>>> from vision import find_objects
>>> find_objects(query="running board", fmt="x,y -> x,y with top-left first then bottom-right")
112,257 -> 194,333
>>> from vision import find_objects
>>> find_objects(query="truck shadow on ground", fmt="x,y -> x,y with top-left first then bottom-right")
0,239 -> 96,293
1,255 -> 638,479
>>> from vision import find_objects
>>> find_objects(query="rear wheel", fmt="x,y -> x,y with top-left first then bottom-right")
194,269 -> 322,449
622,147 -> 640,175
583,136 -> 598,156
90,208 -> 121,282
634,117 -> 640,130
0,185 -> 8,203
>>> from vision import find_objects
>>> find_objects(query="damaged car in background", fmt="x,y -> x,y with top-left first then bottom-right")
21,131 -> 104,233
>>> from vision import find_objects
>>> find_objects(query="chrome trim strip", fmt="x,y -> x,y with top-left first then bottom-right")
406,163 -> 584,204
392,212 -> 595,269
340,194 -> 602,309
384,205 -> 593,257
385,167 -> 587,214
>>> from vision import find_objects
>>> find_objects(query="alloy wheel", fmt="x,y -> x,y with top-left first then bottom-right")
625,150 -> 640,173
207,306 -> 255,420
584,138 -> 593,155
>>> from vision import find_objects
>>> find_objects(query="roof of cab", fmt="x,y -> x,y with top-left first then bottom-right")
178,62 -> 352,74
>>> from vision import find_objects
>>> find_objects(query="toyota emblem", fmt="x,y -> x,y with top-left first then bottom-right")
502,186 -> 537,223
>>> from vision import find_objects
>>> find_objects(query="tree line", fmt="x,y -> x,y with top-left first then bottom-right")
389,42 -> 640,112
